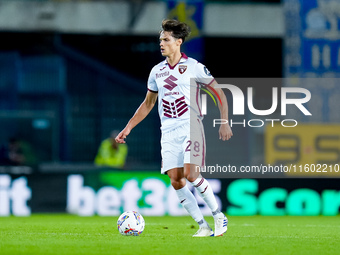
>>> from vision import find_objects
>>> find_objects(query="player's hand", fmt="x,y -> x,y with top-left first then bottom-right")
219,123 -> 233,141
115,128 -> 131,144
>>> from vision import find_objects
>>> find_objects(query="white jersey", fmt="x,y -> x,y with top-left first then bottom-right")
147,53 -> 214,133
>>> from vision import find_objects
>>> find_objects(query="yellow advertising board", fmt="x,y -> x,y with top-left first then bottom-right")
265,124 -> 340,176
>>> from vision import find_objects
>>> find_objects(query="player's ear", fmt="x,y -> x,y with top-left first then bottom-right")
177,38 -> 183,46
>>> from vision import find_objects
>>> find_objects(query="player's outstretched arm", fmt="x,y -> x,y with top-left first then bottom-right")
115,91 -> 158,144
208,81 -> 233,141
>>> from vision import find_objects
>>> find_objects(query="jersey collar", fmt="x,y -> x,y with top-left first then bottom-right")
164,53 -> 188,70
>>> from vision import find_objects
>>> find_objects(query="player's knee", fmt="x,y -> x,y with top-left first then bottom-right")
184,167 -> 200,182
170,178 -> 186,190
186,174 -> 197,183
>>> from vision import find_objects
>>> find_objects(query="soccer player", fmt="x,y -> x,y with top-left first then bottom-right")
116,19 -> 233,237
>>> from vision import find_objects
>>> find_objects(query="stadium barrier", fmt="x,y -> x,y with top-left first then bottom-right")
1,170 -> 339,217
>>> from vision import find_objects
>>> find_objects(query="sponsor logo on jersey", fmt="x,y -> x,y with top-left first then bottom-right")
156,71 -> 169,79
164,91 -> 180,96
163,75 -> 178,91
179,65 -> 187,74
204,66 -> 212,76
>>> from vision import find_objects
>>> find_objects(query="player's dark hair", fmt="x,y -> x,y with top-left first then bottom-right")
161,19 -> 191,43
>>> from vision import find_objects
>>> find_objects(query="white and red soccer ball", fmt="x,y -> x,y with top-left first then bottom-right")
117,211 -> 145,236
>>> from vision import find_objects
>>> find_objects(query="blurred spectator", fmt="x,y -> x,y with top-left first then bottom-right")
94,130 -> 128,168
0,137 -> 38,167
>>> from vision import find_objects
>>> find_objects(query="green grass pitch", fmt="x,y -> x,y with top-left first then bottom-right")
0,214 -> 339,255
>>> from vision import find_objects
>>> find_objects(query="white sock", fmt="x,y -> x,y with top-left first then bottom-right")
191,177 -> 222,218
175,185 -> 207,226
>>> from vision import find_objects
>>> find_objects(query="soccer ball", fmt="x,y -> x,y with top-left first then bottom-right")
117,211 -> 145,236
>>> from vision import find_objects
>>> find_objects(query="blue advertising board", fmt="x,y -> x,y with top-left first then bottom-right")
284,0 -> 340,123
285,0 -> 340,76
301,0 -> 340,73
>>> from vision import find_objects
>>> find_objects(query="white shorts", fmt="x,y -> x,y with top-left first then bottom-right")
160,119 -> 206,174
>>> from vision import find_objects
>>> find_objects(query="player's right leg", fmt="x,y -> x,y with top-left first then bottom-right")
166,168 -> 213,237
184,119 -> 228,236
185,165 -> 228,236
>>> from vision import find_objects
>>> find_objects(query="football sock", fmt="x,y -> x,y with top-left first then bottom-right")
197,219 -> 210,228
191,177 -> 221,217
212,209 -> 224,220
212,209 -> 222,216
175,185 -> 205,225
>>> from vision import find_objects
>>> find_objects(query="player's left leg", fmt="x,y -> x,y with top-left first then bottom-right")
185,164 -> 228,236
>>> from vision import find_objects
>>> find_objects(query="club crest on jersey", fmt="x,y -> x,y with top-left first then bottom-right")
179,65 -> 187,74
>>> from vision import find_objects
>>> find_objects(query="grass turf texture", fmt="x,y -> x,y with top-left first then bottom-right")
0,215 -> 339,255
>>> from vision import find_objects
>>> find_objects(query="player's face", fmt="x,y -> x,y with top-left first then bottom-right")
159,31 -> 182,57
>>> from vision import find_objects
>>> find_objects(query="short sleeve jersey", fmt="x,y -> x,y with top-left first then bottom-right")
147,53 -> 214,132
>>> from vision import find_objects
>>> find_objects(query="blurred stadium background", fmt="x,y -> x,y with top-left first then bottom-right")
0,0 -> 339,217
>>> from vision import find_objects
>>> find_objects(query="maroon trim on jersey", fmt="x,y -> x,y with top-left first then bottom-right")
207,78 -> 216,86
167,53 -> 188,70
197,118 -> 206,167
181,53 -> 188,59
199,78 -> 216,86
148,88 -> 158,93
